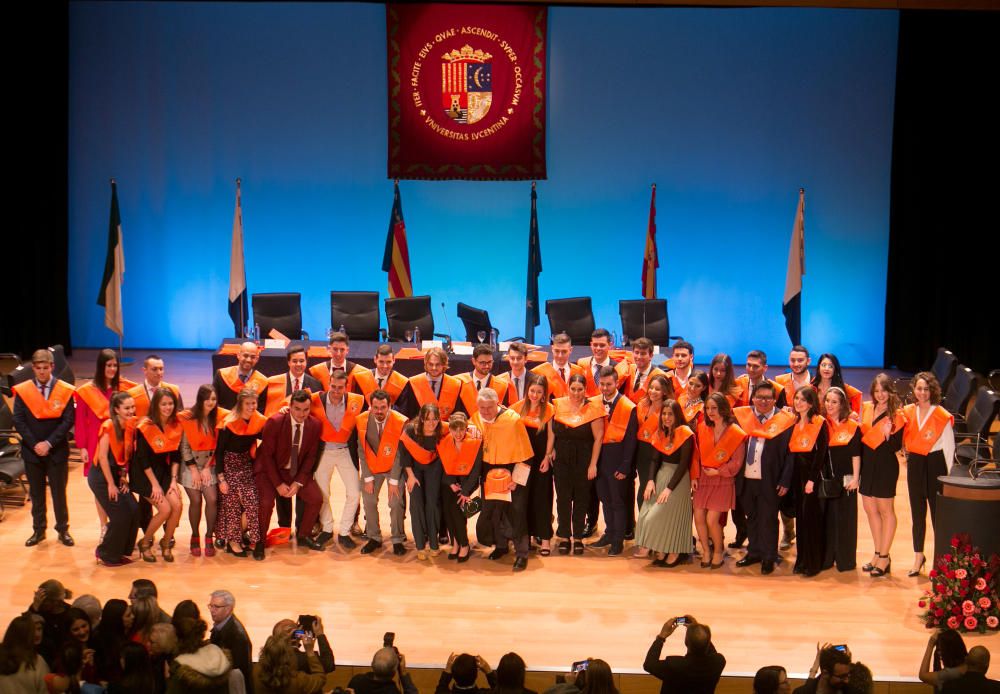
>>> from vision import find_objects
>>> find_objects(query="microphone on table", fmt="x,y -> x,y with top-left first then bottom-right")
440,302 -> 454,352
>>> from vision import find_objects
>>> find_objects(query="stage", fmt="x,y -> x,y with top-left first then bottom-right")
2,350 -> 997,687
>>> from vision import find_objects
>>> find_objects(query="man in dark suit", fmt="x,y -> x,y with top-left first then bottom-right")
734,382 -> 795,575
12,349 -> 76,547
942,646 -> 1000,694
643,615 -> 725,694
254,390 -> 325,559
208,589 -> 253,694
593,367 -> 638,556
212,341 -> 268,411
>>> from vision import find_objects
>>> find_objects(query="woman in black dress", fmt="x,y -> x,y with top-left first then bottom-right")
859,373 -> 904,578
513,374 -> 555,554
822,387 -> 861,572
215,387 -> 267,557
788,385 -> 829,577
549,374 -> 604,555
132,387 -> 183,563
438,412 -> 483,562
88,391 -> 140,566
401,403 -> 443,559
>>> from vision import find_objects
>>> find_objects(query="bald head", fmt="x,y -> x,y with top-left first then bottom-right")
966,646 -> 990,673
237,342 -> 260,373
373,647 -> 399,679
685,624 -> 712,656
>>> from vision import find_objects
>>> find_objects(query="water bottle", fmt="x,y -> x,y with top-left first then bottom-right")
413,326 -> 421,346
253,323 -> 261,345
490,328 -> 498,350
338,324 -> 346,335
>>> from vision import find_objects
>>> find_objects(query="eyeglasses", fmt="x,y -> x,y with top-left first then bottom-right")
207,603 -> 228,610
753,394 -> 775,400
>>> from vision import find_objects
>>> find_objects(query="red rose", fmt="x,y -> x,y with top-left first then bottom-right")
963,600 -> 976,615
935,609 -> 945,617
936,584 -> 948,594
946,570 -> 956,580
943,554 -> 952,562
979,597 -> 992,609
965,616 -> 978,630
950,536 -> 960,547
987,616 -> 999,629
918,601 -> 926,608
947,616 -> 960,629
961,579 -> 970,589
975,578 -> 988,591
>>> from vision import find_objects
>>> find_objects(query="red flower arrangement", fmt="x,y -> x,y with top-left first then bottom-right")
919,533 -> 1000,634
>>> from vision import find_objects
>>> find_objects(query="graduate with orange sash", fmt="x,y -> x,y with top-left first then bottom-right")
401,346 -> 461,419
577,328 -> 628,397
666,340 -> 695,395
634,400 -> 695,567
593,366 -> 638,555
178,385 -> 227,558
774,344 -> 812,395
456,344 -> 511,415
707,353 -> 742,407
401,404 -> 445,558
356,391 -> 409,555
530,332 -> 583,399
822,387 -> 861,572
354,343 -> 409,408
126,354 -> 182,418
438,412 -> 483,561
629,373 -> 673,548
677,371 -> 709,427
131,387 -> 184,563
512,374 -> 556,554
211,341 -> 268,411
858,374 -> 906,578
214,388 -> 268,557
308,331 -> 371,393
549,374 -> 605,556
787,385 -> 829,577
74,348 -> 137,478
502,342 -> 532,406
88,391 -> 140,566
810,353 -> 862,416
622,337 -> 668,403
902,372 -> 955,577
263,344 -> 322,418
691,393 -> 747,570
12,349 -> 77,548
734,349 -> 786,409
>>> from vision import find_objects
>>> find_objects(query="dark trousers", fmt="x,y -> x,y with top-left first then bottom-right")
823,491 -> 858,571
23,449 -> 69,533
259,480 -> 322,539
586,479 -> 600,527
481,487 -> 530,558
596,467 -> 629,544
732,492 -> 748,541
275,496 -> 307,531
554,460 -> 591,539
741,477 -> 780,562
527,465 -> 554,539
409,462 -> 442,550
440,484 -> 470,547
907,451 -> 947,553
87,466 -> 139,562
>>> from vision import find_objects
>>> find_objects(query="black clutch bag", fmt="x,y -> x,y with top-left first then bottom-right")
461,496 -> 483,518
818,453 -> 843,499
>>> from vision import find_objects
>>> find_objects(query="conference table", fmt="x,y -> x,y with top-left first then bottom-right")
210,339 -> 664,378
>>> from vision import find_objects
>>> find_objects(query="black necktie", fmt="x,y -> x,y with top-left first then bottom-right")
239,372 -> 248,384
634,371 -> 643,392
378,376 -> 385,389
288,423 -> 301,476
476,380 -> 482,391
514,377 -> 521,398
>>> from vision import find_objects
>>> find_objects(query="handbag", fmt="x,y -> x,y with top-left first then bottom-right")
817,452 -> 843,499
461,495 -> 483,519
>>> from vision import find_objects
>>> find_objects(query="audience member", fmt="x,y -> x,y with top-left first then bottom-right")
753,666 -> 791,694
349,645 -> 418,694
437,653 -> 497,694
940,646 -> 999,694
172,600 -> 202,627
494,652 -> 536,694
128,578 -> 171,623
167,617 -> 235,694
70,595 -> 102,629
0,614 -> 49,693
92,599 -> 132,684
849,663 -> 873,694
207,590 -> 253,694
272,617 -> 335,674
129,596 -> 161,649
642,616 -> 724,694
253,635 -> 325,694
25,579 -> 74,666
578,660 -> 617,694
107,643 -> 153,694
150,622 -> 178,693
794,644 -> 851,694
919,629 -> 968,691
64,607 -> 97,683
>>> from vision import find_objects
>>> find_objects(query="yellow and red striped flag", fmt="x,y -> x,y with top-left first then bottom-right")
641,183 -> 659,299
382,180 -> 413,298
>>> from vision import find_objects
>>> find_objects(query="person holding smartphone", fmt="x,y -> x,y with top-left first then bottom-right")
642,615 -> 725,694
271,616 -> 336,675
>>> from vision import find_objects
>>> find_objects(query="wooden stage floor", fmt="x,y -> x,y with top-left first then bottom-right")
1,350 -> 996,683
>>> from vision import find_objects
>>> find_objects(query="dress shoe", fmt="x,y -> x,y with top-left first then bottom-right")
735,555 -> 762,568
624,530 -> 635,541
664,553 -> 687,568
727,535 -> 746,549
350,523 -> 366,538
392,543 -> 406,556
25,532 -> 45,547
761,560 -> 775,575
591,535 -> 612,548
457,547 -> 472,563
438,532 -> 450,545
580,523 -> 596,539
252,541 -> 265,561
314,531 -> 333,547
225,544 -> 248,558
300,537 -> 324,551
338,535 -> 357,550
214,537 -> 226,549
513,557 -> 528,572
58,532 -> 75,547
651,558 -> 668,567
489,548 -> 509,561
416,549 -> 428,560
779,538 -> 792,551
360,539 -> 381,555
608,543 -> 624,556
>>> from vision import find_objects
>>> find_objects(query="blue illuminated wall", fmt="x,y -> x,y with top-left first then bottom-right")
68,3 -> 898,365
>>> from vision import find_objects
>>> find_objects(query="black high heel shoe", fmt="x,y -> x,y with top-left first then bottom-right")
871,554 -> 891,577
907,555 -> 926,578
862,553 -> 879,572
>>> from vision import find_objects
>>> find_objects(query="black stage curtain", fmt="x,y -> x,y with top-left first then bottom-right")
885,10 -> 998,374
4,3 -> 71,359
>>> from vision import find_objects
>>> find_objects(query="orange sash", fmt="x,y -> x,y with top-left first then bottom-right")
651,424 -> 694,456
218,366 -> 268,396
826,417 -> 860,448
552,397 -> 605,427
75,382 -> 112,421
511,400 -> 554,430
401,430 -> 438,464
623,366 -> 668,401
178,408 -> 229,452
458,374 -> 510,414
636,401 -> 661,444
530,362 -> 582,399
127,382 -> 181,418
437,433 -> 482,476
224,411 -> 268,437
600,396 -> 636,444
264,374 -> 314,417
137,418 -> 183,454
788,415 -> 826,452
577,357 -> 628,396
733,407 -> 795,440
903,404 -> 953,456
860,402 -> 905,450
99,418 -> 134,468
677,392 -> 704,424
408,374 -> 461,418
696,422 -> 747,471
12,380 -> 75,419
355,369 -> 408,405
309,362 -> 370,393
357,410 -> 407,474
734,376 -> 786,408
845,384 -> 863,415
309,392 -> 362,443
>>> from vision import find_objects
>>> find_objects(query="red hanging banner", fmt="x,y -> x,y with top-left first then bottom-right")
387,3 -> 547,181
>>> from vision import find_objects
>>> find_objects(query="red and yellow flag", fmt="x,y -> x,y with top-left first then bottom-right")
382,180 -> 413,298
641,183 -> 659,299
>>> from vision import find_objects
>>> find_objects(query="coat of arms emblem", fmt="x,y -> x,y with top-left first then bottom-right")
442,45 -> 492,125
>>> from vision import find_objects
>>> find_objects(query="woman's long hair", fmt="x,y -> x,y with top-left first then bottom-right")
93,348 -> 120,391
190,384 -> 219,433
258,634 -> 296,690
0,615 -> 40,675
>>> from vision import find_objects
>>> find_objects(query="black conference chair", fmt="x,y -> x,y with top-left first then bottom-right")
930,347 -> 959,395
252,292 -> 308,341
955,386 -> 1000,466
2,346 -> 74,397
457,302 -> 495,343
545,297 -> 595,346
330,291 -> 382,341
942,365 -> 981,417
618,299 -> 680,347
384,295 -> 446,343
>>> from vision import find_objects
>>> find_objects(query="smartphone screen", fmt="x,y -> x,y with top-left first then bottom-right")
571,659 -> 590,672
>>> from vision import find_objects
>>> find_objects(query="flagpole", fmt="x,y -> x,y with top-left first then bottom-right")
108,178 -> 133,367
236,177 -> 244,337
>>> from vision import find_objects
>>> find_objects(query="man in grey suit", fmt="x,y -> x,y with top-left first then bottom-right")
358,390 -> 408,556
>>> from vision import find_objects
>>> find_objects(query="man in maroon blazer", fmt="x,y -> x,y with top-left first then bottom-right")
255,390 -> 325,559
